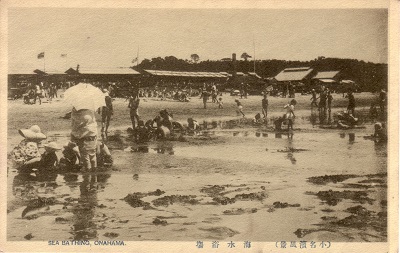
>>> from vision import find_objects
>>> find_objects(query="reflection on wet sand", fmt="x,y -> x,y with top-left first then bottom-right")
7,122 -> 387,242
72,173 -> 110,240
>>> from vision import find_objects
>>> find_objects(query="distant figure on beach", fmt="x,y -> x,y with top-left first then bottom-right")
201,89 -> 209,109
369,103 -> 378,122
217,97 -> 223,109
34,83 -> 42,105
187,118 -> 200,131
347,90 -> 356,116
310,89 -> 318,108
373,122 -> 387,142
100,89 -> 113,133
284,99 -> 296,130
128,93 -> 140,129
262,93 -> 269,119
379,89 -> 386,115
327,89 -> 333,113
274,116 -> 285,131
133,120 -> 151,143
235,99 -> 245,117
319,89 -> 327,122
253,113 -> 262,124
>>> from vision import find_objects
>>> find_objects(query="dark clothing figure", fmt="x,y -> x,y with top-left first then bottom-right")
201,91 -> 209,109
374,122 -> 387,142
59,142 -> 80,170
159,109 -> 173,130
101,94 -> 113,132
369,104 -> 378,122
274,117 -> 284,131
134,120 -> 151,143
311,90 -> 318,107
128,96 -> 140,129
262,96 -> 269,118
19,150 -> 58,174
327,92 -> 333,112
347,92 -> 356,115
96,142 -> 113,166
319,91 -> 327,110
379,90 -> 386,115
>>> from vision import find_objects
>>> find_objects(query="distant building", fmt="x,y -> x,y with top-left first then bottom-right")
66,68 -> 141,82
274,67 -> 316,86
312,70 -> 341,85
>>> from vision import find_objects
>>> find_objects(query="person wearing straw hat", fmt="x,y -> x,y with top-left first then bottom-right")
71,108 -> 98,171
11,125 -> 47,169
19,142 -> 61,173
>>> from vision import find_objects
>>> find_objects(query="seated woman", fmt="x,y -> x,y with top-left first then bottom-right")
187,118 -> 200,131
134,120 -> 152,143
19,142 -> 60,173
11,125 -> 47,171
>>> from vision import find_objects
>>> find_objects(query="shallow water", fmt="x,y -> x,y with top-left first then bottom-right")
7,125 -> 387,242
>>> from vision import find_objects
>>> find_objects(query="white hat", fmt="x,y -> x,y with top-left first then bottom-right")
18,125 -> 47,140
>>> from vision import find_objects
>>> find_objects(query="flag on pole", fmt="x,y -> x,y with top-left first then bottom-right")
37,52 -> 45,59
61,54 -> 67,57
132,57 -> 138,63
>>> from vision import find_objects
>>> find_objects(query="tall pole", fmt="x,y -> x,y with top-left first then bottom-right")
43,52 -> 46,73
137,46 -> 139,67
253,36 -> 256,73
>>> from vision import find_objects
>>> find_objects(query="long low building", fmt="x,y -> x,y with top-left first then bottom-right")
274,67 -> 350,90
274,67 -> 316,85
144,69 -> 227,78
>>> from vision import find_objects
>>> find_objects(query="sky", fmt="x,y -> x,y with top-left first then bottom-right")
8,8 -> 388,72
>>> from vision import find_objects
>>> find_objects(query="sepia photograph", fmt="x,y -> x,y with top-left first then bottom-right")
1,0 -> 398,252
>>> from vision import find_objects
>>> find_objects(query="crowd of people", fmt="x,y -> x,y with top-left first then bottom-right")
10,78 -> 387,175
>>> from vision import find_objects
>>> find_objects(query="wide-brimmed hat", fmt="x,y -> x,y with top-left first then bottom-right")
18,125 -> 46,140
44,142 -> 61,151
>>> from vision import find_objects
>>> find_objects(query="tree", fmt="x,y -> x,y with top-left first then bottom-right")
190,54 -> 200,63
241,52 -> 252,61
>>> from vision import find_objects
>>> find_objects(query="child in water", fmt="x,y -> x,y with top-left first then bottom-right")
59,141 -> 80,170
217,97 -> 223,109
235,99 -> 245,117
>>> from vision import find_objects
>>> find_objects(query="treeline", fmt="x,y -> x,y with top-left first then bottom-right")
136,56 -> 387,92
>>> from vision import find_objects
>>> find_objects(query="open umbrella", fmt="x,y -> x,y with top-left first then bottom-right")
64,83 -> 105,111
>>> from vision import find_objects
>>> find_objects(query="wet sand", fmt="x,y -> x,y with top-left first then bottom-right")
6,92 -> 387,242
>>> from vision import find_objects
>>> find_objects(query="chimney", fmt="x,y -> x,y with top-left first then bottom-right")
232,53 -> 237,79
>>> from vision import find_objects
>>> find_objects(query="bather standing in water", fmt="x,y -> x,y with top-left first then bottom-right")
284,99 -> 296,130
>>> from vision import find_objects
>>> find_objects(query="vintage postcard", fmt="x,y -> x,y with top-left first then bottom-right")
0,0 -> 398,252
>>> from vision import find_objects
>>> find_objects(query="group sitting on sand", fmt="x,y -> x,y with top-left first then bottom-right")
11,124 -> 113,174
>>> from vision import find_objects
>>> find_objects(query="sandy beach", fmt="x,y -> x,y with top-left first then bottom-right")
6,92 -> 387,242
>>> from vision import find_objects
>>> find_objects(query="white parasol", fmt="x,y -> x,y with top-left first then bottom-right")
64,82 -> 105,111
